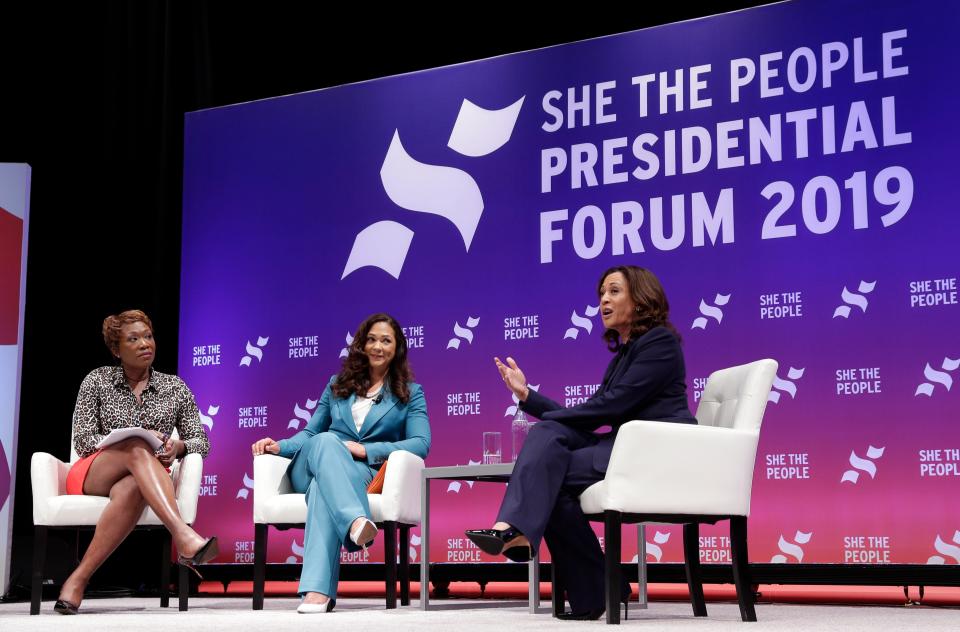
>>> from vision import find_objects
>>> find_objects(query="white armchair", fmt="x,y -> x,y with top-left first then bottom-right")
568,359 -> 778,624
30,433 -> 203,614
252,449 -> 424,609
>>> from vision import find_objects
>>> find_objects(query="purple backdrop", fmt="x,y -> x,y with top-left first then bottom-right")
180,0 -> 960,567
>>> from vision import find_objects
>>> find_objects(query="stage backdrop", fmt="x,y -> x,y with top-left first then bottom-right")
1,163 -> 31,594
180,0 -> 959,567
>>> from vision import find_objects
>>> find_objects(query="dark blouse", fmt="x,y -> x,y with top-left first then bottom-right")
71,366 -> 210,459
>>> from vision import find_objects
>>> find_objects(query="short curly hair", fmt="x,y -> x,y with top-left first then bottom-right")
102,310 -> 154,354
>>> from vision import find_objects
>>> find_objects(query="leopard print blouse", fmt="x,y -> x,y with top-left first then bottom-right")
72,366 -> 210,459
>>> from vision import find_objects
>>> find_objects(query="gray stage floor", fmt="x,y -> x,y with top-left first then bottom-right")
1,597 -> 958,631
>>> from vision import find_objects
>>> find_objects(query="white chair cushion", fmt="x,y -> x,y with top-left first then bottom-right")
579,359 -> 777,518
31,450 -> 204,527
253,449 -> 424,527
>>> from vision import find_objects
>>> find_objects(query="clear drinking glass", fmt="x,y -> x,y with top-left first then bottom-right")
482,431 -> 502,464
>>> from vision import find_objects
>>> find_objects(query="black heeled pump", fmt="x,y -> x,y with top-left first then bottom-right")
464,526 -> 534,562
177,536 -> 219,578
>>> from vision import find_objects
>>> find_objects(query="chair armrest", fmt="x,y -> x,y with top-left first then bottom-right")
253,454 -> 292,524
31,452 -> 70,525
600,420 -> 761,516
174,452 -> 204,524
378,450 -> 425,525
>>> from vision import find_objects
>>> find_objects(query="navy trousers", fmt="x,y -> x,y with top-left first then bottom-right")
497,420 -> 627,612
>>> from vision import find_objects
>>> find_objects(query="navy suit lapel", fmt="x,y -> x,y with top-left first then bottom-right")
601,343 -> 631,392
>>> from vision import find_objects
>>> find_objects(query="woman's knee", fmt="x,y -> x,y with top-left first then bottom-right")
109,475 -> 145,506
306,432 -> 343,453
110,437 -> 155,458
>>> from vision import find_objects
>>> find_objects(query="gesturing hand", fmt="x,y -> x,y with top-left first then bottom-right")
494,356 -> 529,402
251,437 -> 281,456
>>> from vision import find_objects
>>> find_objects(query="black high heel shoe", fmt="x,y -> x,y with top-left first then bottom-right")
54,599 -> 80,615
464,527 -> 534,562
177,536 -> 219,578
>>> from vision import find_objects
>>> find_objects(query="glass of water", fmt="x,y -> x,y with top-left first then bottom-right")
482,432 -> 502,464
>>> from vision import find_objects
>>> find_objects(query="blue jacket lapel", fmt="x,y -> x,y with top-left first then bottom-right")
338,394 -> 361,438
358,388 -> 398,438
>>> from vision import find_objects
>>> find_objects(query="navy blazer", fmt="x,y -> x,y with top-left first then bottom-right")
278,375 -> 431,468
520,326 -> 696,471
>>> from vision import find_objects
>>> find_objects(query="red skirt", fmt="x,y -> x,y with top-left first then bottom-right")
66,450 -> 103,495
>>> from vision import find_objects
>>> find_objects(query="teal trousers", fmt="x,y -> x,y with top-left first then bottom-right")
288,432 -> 375,597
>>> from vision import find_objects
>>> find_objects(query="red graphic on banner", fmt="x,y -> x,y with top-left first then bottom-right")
0,206 -> 23,345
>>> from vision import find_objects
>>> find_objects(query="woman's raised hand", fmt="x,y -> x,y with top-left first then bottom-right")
251,437 -> 281,456
494,356 -> 529,402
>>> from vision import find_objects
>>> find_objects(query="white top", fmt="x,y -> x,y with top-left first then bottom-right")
351,387 -> 382,433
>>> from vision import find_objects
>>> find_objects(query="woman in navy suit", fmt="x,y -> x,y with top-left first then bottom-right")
252,313 -> 430,613
467,266 -> 696,620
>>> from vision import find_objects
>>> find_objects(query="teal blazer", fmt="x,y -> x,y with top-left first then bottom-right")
277,375 -> 430,467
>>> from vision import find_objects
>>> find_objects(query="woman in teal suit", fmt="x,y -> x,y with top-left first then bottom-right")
251,313 -> 430,613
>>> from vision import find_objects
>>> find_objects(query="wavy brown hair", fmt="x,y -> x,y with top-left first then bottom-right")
102,309 -> 154,355
598,266 -> 680,351
332,313 -> 414,403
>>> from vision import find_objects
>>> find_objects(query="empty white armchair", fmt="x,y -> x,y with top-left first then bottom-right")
572,359 -> 778,624
30,434 -> 203,614
252,449 -> 424,609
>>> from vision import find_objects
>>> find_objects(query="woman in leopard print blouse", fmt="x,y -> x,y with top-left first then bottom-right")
55,310 -> 216,615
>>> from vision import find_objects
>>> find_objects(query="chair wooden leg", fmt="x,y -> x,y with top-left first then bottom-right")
551,562 -> 565,617
399,524 -> 411,606
31,526 -> 47,615
730,517 -> 757,622
384,521 -> 398,609
604,510 -> 622,625
683,523 -> 707,617
253,523 -> 268,610
178,563 -> 189,611
160,532 -> 171,608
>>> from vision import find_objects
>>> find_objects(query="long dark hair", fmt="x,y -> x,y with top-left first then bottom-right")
332,313 -> 414,403
598,266 -> 680,351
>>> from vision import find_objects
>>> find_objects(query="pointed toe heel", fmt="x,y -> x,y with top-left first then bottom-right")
349,518 -> 378,549
465,527 -> 533,561
177,536 -> 219,578
54,599 -> 79,615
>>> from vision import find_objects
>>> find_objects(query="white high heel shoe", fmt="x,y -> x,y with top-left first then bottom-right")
297,597 -> 335,614
349,517 -> 378,548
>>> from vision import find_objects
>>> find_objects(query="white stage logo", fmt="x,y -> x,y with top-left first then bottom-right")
691,293 -> 730,330
832,280 -> 876,319
342,97 -> 524,279
563,304 -> 599,340
841,445 -> 885,484
286,539 -> 305,564
915,357 -> 959,397
287,398 -> 319,430
446,317 -> 480,350
769,366 -> 805,403
199,404 -> 219,432
771,530 -> 812,563
239,336 -> 269,367
235,473 -> 254,500
927,531 -> 960,564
